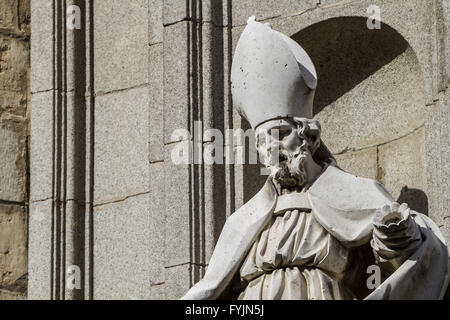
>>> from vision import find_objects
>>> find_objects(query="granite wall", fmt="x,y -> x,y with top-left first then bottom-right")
29,0 -> 150,300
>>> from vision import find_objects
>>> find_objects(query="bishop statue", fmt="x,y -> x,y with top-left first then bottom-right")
181,17 -> 449,300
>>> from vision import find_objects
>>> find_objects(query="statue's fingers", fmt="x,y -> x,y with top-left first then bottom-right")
382,204 -> 391,215
399,203 -> 409,212
390,202 -> 400,213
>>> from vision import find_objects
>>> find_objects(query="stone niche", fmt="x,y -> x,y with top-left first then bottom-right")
243,17 -> 427,215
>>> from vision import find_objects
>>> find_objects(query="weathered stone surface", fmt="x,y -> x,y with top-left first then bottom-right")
318,0 -> 346,6
18,0 -> 30,34
375,0 -> 435,104
203,163 -> 227,262
162,0 -> 188,26
63,199 -> 88,300
0,0 -> 18,31
149,0 -> 163,44
149,43 -> 164,163
163,142 -> 191,267
165,264 -> 192,300
0,31 -> 28,204
93,194 -> 150,300
94,86 -> 149,204
94,0 -> 148,93
0,90 -> 27,119
0,289 -> 26,300
201,0 -> 230,27
442,215 -> 450,252
0,0 -> 29,33
435,1 -> 448,95
61,93 -> 93,203
440,96 -> 450,240
0,204 -> 27,290
378,127 -> 426,212
149,162 -> 166,285
422,91 -> 450,249
334,147 -> 378,180
30,0 -> 52,93
0,35 -> 28,92
163,21 -> 189,144
0,123 -> 26,202
201,23 -> 228,133
150,283 -> 167,300
29,91 -> 53,202
424,101 -> 445,227
28,200 -> 52,300
231,25 -> 245,55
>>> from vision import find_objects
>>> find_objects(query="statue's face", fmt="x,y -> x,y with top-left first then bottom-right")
256,118 -> 321,189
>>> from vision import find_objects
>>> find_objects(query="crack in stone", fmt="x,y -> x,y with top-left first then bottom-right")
163,18 -> 228,28
94,83 -> 148,97
333,124 -> 425,155
149,41 -> 163,47
165,262 -> 207,269
31,88 -> 54,95
150,282 -> 165,287
93,191 -> 150,208
30,197 -> 52,204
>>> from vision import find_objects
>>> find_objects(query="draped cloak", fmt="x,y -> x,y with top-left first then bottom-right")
181,165 -> 449,300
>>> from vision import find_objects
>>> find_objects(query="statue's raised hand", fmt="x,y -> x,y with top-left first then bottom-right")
371,202 -> 422,269
373,202 -> 410,232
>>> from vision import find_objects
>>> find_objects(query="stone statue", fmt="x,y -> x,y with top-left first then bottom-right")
181,17 -> 449,300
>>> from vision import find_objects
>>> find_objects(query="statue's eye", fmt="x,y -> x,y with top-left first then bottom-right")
278,128 -> 292,139
305,133 -> 315,140
306,129 -> 320,140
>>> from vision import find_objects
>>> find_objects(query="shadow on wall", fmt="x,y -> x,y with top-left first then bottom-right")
397,186 -> 429,216
292,17 -> 408,115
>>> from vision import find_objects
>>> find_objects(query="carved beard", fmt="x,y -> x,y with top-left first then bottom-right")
265,143 -> 309,190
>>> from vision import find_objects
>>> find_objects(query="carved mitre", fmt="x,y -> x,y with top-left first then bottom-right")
231,16 -> 318,129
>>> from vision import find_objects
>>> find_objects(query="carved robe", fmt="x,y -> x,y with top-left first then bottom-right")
238,206 -> 354,300
181,165 -> 449,300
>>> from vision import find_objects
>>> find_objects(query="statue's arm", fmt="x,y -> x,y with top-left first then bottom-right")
370,202 -> 423,270
365,202 -> 449,299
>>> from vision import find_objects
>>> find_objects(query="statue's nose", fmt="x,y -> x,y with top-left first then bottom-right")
280,131 -> 302,152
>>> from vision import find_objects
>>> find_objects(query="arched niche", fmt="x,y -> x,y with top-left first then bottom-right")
242,16 -> 428,214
